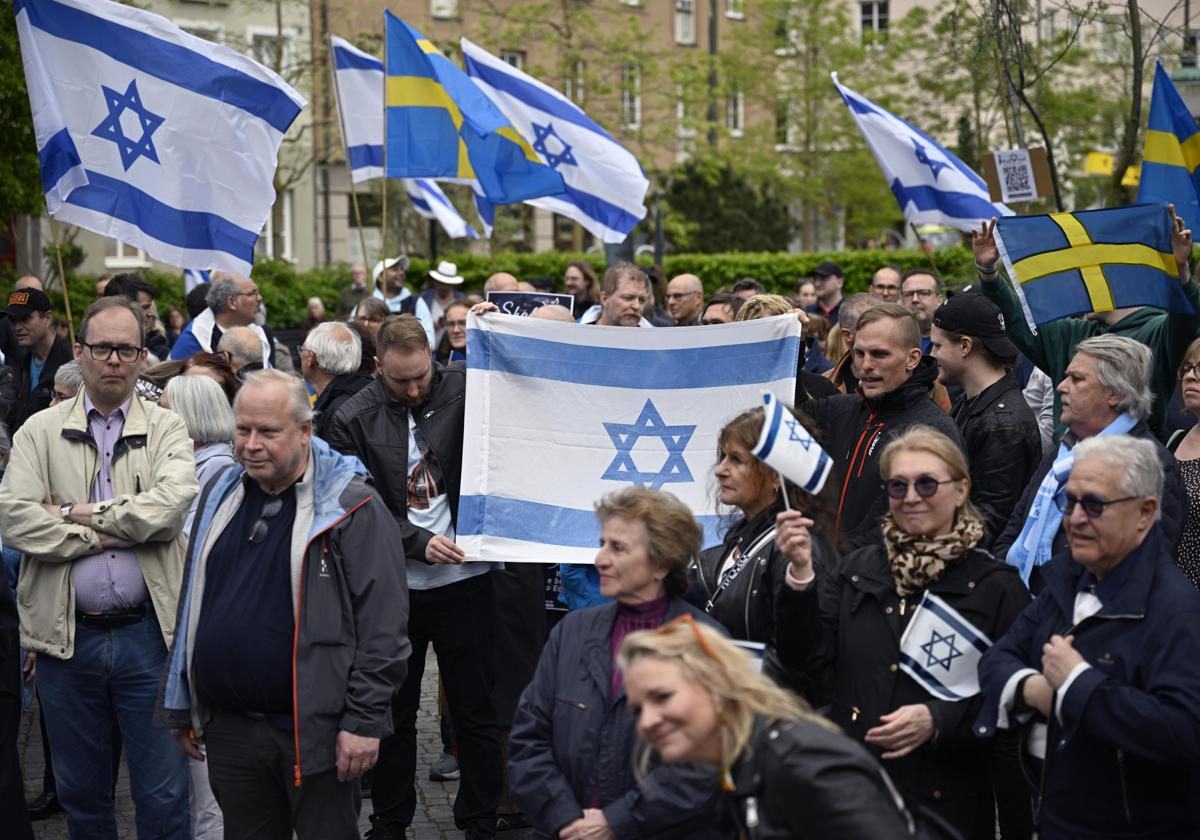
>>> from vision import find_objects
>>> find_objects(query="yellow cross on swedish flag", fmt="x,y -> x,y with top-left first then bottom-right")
994,203 -> 1189,326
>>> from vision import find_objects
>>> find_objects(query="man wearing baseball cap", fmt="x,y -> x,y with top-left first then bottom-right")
802,260 -> 845,323
5,288 -> 73,433
929,292 -> 1042,540
372,256 -> 435,346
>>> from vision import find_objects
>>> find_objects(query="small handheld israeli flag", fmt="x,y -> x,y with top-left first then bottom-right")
751,392 -> 832,494
898,591 -> 993,701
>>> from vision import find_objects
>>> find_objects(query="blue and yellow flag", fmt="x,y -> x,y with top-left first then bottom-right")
383,13 -> 563,204
994,203 -> 1190,327
1137,61 -> 1200,226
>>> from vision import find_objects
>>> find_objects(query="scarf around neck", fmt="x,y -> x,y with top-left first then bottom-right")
883,511 -> 984,596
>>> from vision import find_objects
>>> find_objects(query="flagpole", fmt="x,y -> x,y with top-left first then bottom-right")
910,222 -> 941,276
327,35 -> 373,268
777,472 -> 792,511
380,26 -> 388,261
47,215 -> 76,345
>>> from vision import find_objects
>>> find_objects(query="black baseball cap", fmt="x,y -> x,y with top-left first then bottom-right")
4,289 -> 52,319
932,291 -> 1017,358
810,260 -> 843,278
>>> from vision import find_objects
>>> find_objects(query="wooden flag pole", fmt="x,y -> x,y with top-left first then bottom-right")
910,222 -> 941,276
47,215 -> 76,345
380,32 -> 388,262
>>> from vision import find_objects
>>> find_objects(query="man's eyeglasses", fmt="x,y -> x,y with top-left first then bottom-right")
655,613 -> 718,661
1054,490 -> 1140,519
902,288 -> 937,300
248,495 -> 284,544
884,475 -> 957,500
234,289 -> 262,300
81,342 -> 142,363
51,389 -> 73,402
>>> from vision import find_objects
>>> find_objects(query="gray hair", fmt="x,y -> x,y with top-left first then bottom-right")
0,421 -> 10,460
839,293 -> 884,331
1072,434 -> 1163,521
163,375 -> 236,445
217,326 -> 261,367
1074,335 -> 1153,419
235,368 -> 312,425
54,361 -> 83,393
304,321 -> 360,375
205,273 -> 241,312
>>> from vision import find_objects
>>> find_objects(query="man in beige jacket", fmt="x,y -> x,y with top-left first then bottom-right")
0,297 -> 198,837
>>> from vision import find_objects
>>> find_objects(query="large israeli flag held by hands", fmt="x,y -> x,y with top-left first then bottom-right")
330,34 -> 384,183
461,38 -> 649,244
898,591 -> 993,701
832,73 -> 1011,232
17,0 -> 306,275
460,315 -> 801,564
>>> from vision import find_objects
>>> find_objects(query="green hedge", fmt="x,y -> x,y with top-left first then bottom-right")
11,248 -> 977,329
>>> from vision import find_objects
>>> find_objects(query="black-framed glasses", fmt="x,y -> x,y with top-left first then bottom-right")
247,495 -> 284,544
81,342 -> 142,363
51,389 -> 73,402
884,475 -> 957,500
902,288 -> 937,300
233,289 -> 262,299
1180,362 -> 1200,380
1054,490 -> 1140,519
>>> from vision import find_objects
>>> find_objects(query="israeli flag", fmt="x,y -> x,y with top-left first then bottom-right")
330,34 -> 383,183
832,73 -> 1011,232
460,314 -> 802,564
752,391 -> 833,494
404,178 -> 478,239
898,591 -> 993,701
461,38 -> 648,244
16,0 -> 306,276
183,268 -> 210,293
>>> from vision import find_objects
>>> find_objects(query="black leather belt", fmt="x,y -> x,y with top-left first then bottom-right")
76,603 -> 148,629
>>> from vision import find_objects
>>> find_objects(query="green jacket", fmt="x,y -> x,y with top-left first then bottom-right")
980,270 -> 1200,441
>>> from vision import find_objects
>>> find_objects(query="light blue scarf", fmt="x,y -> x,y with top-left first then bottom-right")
1006,411 -> 1139,585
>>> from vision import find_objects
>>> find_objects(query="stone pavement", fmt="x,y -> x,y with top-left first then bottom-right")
19,649 -> 531,840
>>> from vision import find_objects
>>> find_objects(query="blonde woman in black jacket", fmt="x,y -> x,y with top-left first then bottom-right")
620,614 -> 917,839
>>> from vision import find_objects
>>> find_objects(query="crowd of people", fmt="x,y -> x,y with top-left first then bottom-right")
0,205 -> 1198,840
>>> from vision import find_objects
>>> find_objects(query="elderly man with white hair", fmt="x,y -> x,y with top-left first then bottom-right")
302,322 -> 372,442
977,434 -> 1200,840
994,335 -> 1186,591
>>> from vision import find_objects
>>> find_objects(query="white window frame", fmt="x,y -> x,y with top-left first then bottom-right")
622,64 -> 641,131
104,240 -> 151,270
774,98 -> 798,151
859,0 -> 889,40
675,0 -> 696,45
620,0 -> 641,6
726,89 -> 745,138
500,50 -> 525,70
726,0 -> 745,19
563,60 -> 585,104
245,25 -> 298,77
256,189 -> 294,263
431,0 -> 458,20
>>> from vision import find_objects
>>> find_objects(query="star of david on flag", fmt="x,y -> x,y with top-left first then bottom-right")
602,400 -> 695,490
898,592 -> 993,701
91,80 -> 164,171
531,122 -> 577,170
458,313 -> 802,565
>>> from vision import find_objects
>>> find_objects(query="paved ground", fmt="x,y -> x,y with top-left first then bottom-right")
19,649 -> 529,839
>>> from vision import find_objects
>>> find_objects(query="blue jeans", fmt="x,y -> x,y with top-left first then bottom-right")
37,610 -> 189,839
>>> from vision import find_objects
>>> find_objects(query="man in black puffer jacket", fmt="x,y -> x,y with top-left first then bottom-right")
798,303 -> 961,550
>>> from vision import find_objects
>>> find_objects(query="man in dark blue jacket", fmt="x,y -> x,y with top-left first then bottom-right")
977,434 -> 1200,839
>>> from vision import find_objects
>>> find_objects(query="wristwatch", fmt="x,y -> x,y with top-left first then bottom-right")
60,502 -> 75,523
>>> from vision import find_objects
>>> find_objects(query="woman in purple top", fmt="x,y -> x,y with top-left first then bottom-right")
508,487 -> 724,840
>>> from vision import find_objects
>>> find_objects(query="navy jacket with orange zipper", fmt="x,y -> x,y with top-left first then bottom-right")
156,437 -> 410,783
798,356 -> 961,550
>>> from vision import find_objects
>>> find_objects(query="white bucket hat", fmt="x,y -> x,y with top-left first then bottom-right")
372,255 -> 410,282
429,260 -> 464,285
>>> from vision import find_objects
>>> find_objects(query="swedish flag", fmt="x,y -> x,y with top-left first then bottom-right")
994,204 -> 1191,326
383,12 -> 563,204
1137,61 -> 1200,226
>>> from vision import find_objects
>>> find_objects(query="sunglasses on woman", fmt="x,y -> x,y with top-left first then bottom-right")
883,475 -> 957,500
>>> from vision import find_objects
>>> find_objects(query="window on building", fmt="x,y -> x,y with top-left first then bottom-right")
726,0 -> 745,19
500,50 -> 525,70
859,1 -> 888,42
621,0 -> 640,6
676,0 -> 696,45
248,27 -> 295,76
563,60 -> 585,104
775,99 -> 797,148
1042,10 -> 1057,40
431,0 -> 458,19
255,190 -> 294,262
104,240 -> 150,269
726,88 -> 744,137
622,64 -> 641,130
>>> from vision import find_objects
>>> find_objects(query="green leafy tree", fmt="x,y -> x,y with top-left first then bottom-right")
663,156 -> 793,252
0,12 -> 48,225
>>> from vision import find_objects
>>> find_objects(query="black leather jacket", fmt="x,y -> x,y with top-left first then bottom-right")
950,370 -> 1042,542
720,715 -> 915,839
325,362 -> 465,563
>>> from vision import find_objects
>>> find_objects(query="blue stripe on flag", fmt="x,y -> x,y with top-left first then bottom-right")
459,495 -> 723,549
333,45 -> 383,72
803,450 -> 830,494
348,144 -> 383,169
408,195 -> 433,213
889,181 -> 1001,222
37,127 -> 82,193
898,653 -> 963,701
66,170 -> 258,261
922,597 -> 990,653
415,179 -> 453,211
559,183 -> 643,236
755,396 -> 784,460
467,330 -> 801,389
463,52 -> 614,143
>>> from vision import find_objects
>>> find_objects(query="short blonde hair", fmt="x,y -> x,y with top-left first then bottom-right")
594,487 -> 699,596
879,425 -> 980,521
618,617 -> 833,774
734,294 -> 793,321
